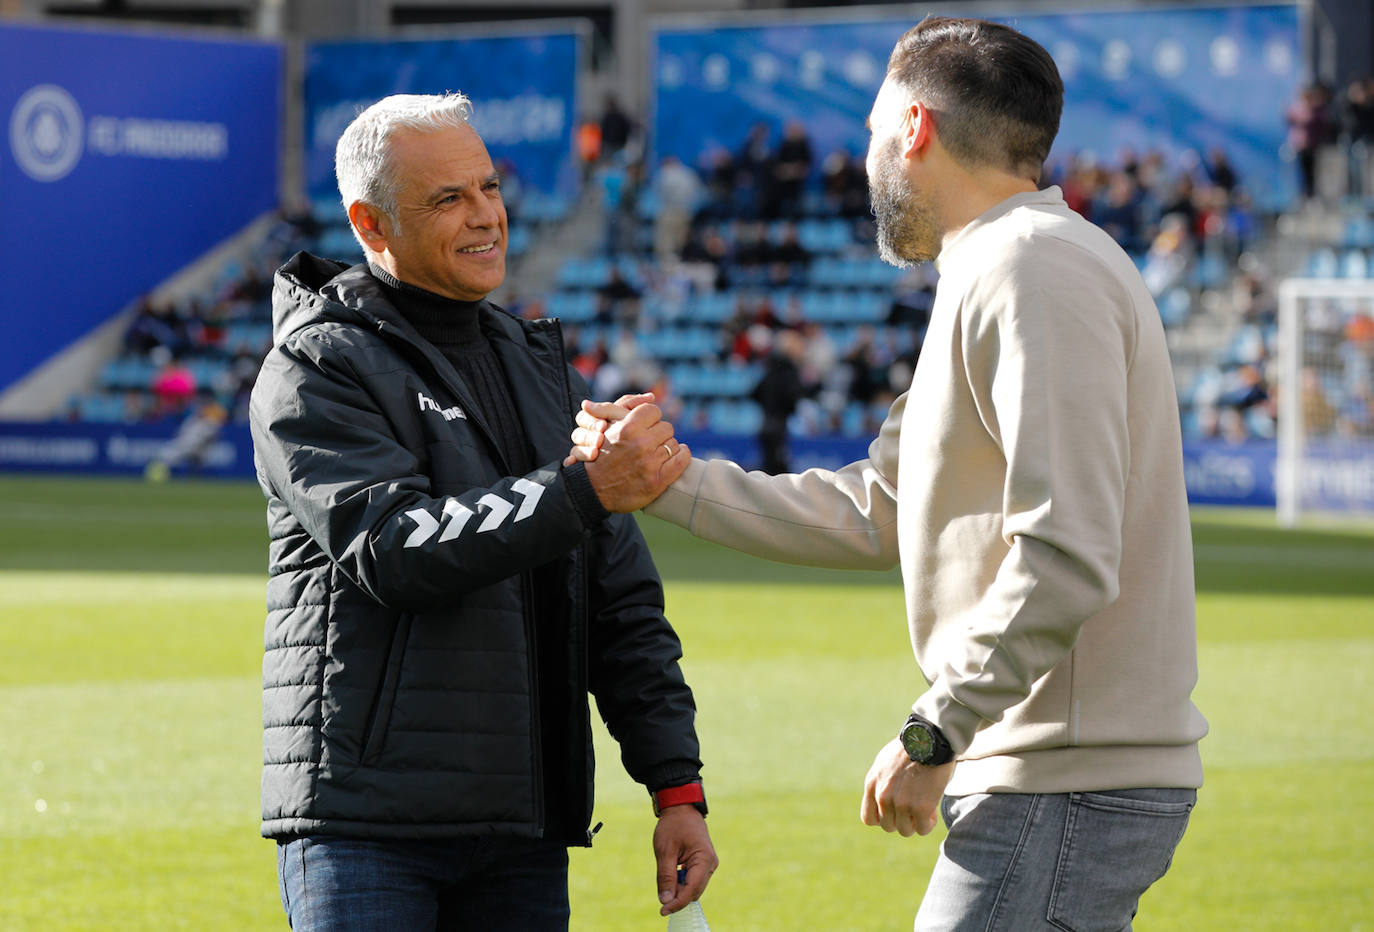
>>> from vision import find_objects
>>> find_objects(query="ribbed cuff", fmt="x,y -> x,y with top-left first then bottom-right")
562,461 -> 610,529
644,762 -> 703,794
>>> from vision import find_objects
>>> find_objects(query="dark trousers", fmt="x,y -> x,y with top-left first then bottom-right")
277,835 -> 570,931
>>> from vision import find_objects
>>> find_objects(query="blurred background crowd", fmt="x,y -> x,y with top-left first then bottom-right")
5,0 -> 1370,480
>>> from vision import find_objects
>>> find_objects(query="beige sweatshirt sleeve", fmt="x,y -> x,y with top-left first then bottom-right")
912,241 -> 1136,754
643,392 -> 904,570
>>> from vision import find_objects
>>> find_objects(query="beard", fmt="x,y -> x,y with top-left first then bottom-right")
869,136 -> 938,266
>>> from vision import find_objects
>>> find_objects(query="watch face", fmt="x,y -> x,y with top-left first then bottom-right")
901,721 -> 934,762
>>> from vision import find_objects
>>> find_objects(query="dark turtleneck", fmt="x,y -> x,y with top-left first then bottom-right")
369,264 -> 530,475
368,264 -> 573,838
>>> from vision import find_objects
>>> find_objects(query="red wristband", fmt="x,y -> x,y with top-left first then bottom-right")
651,783 -> 707,817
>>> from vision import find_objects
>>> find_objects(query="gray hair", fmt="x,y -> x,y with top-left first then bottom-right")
335,92 -> 474,237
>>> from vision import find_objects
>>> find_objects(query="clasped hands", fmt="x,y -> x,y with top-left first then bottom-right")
565,392 -> 687,512
570,394 -> 955,843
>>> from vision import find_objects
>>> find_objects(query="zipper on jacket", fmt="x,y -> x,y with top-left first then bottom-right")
522,570 -> 546,837
359,611 -> 413,765
374,318 -> 510,471
548,318 -> 596,844
377,314 -> 548,834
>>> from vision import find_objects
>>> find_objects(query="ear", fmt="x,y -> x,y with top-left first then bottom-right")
348,201 -> 389,255
901,101 -> 934,159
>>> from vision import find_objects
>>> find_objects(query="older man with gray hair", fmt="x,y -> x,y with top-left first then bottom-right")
249,92 -> 715,930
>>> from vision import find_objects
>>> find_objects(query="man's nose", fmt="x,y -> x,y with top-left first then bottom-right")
468,192 -> 500,229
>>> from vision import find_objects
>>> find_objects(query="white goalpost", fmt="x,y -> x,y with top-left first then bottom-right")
1276,278 -> 1374,527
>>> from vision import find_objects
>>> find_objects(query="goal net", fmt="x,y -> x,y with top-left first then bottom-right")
1276,278 -> 1374,526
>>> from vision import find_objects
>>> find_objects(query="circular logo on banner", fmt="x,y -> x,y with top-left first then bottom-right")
10,84 -> 84,182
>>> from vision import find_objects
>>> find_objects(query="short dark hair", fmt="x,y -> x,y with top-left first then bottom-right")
886,17 -> 1063,180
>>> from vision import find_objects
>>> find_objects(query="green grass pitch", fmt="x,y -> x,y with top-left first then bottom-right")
0,474 -> 1371,929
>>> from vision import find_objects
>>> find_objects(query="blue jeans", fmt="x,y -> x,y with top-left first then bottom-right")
277,835 -> 570,931
914,788 -> 1196,931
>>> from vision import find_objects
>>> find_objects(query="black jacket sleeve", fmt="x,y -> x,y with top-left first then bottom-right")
250,333 -> 593,612
587,511 -> 703,791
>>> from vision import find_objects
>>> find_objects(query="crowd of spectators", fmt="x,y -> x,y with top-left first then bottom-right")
1285,76 -> 1374,202
59,213 -> 310,455
556,115 -> 1299,447
61,105 -> 1374,456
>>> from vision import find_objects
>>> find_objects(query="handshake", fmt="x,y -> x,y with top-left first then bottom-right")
564,392 -> 690,513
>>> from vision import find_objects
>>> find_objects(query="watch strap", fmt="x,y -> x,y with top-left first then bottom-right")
651,782 -> 708,817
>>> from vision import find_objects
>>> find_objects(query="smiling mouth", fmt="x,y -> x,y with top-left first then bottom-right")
458,242 -> 498,255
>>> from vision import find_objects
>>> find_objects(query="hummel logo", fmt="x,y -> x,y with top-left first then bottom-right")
418,392 -> 465,421
402,479 -> 546,548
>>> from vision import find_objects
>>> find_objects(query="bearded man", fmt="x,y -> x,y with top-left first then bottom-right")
571,17 -> 1205,930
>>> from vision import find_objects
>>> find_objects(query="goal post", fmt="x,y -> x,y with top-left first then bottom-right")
1276,278 -> 1374,527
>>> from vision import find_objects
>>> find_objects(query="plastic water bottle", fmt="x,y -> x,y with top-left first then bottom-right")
666,868 -> 710,931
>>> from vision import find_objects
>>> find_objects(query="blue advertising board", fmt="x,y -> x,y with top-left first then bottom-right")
1295,440 -> 1374,514
304,30 -> 580,204
0,420 -> 253,479
654,3 -> 1300,206
1181,438 -> 1277,507
0,418 -> 1283,513
0,22 -> 282,396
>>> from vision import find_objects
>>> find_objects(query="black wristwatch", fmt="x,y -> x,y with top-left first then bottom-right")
899,713 -> 954,766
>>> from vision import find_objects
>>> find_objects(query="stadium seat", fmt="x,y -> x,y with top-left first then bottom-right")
1306,248 -> 1339,277
187,357 -> 229,387
318,227 -> 362,260
705,400 -> 763,434
507,226 -> 532,256
667,362 -> 761,399
1342,214 -> 1374,249
75,393 -> 126,423
1191,253 -> 1228,290
547,292 -> 598,323
519,191 -> 571,224
1159,288 -> 1192,328
685,292 -> 736,325
1340,249 -> 1369,279
636,327 -> 719,360
556,257 -> 610,289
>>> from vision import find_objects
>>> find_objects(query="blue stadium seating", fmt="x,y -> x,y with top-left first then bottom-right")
636,328 -> 720,360
546,292 -> 598,323
667,362 -> 762,398
705,399 -> 763,434
1159,288 -> 1192,328
1342,214 -> 1374,249
1306,248 -> 1340,277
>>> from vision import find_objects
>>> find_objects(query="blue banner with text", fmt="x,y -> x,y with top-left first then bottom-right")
654,3 -> 1299,208
304,31 -> 580,204
0,22 -> 281,395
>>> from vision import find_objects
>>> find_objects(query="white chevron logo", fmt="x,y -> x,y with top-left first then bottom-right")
475,493 -> 511,532
402,480 -> 545,548
438,499 -> 474,542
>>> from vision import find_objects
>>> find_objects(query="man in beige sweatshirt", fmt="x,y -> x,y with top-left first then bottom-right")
570,17 -> 1206,930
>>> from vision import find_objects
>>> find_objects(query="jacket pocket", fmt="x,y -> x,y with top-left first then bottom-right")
359,612 -> 413,765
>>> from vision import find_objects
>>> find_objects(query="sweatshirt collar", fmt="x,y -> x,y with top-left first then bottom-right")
934,186 -> 1066,275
